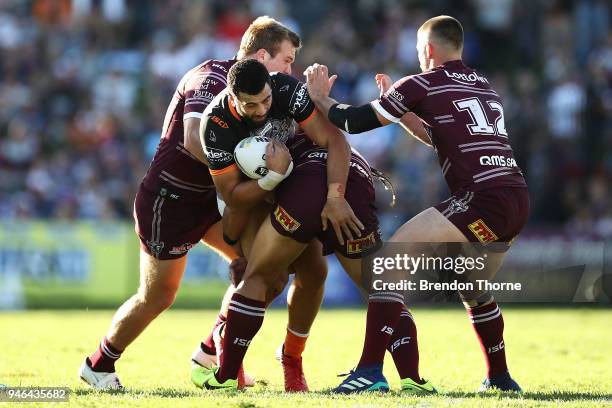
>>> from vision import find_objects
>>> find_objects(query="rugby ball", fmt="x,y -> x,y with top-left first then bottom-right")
234,136 -> 272,179
234,136 -> 294,180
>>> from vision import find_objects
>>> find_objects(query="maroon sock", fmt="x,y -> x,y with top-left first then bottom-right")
467,301 -> 508,377
201,313 -> 226,355
216,294 -> 265,383
357,292 -> 404,368
387,309 -> 420,381
88,337 -> 123,373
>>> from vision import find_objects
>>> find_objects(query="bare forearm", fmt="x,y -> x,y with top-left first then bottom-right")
226,181 -> 268,211
399,113 -> 432,147
326,129 -> 351,192
184,119 -> 208,163
399,122 -> 432,147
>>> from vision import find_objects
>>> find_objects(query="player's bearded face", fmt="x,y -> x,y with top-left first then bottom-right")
234,85 -> 273,127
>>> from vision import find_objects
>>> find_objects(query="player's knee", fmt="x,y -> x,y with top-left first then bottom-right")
274,272 -> 289,292
136,284 -> 178,312
156,289 -> 178,311
460,291 -> 494,308
294,267 -> 327,291
293,257 -> 328,290
243,272 -> 274,294
260,272 -> 288,305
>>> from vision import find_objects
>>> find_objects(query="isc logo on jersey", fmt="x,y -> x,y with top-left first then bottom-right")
480,155 -> 517,167
211,63 -> 228,72
211,115 -> 229,128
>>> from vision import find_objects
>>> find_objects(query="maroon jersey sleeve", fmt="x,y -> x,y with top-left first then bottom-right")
183,63 -> 230,120
370,75 -> 427,123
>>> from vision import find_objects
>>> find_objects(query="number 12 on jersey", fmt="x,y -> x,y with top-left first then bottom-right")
453,97 -> 508,138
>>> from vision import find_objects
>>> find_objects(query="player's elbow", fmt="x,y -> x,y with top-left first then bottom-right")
224,197 -> 248,211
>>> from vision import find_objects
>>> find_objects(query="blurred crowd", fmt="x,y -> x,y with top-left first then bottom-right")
0,0 -> 610,238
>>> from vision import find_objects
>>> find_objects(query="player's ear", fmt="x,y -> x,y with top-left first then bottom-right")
254,48 -> 268,62
425,43 -> 434,59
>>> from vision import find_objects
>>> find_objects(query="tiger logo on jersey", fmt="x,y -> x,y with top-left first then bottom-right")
250,118 -> 295,143
468,219 -> 498,244
274,206 -> 301,233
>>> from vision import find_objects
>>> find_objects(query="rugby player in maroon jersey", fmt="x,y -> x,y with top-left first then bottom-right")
305,15 -> 528,393
78,17 -> 354,392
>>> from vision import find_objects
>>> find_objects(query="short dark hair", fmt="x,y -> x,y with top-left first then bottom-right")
420,15 -> 464,50
238,16 -> 301,58
228,59 -> 271,96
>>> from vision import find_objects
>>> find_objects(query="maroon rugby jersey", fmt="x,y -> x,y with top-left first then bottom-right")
371,60 -> 526,193
288,133 -> 373,185
141,58 -> 237,194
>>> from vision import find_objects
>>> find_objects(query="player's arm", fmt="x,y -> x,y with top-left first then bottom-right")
184,118 -> 207,162
300,111 -> 350,198
375,73 -> 432,147
398,113 -> 432,147
305,64 -> 385,134
183,69 -> 228,161
305,64 -> 431,143
300,111 -> 365,243
276,72 -> 365,243
200,118 -> 291,211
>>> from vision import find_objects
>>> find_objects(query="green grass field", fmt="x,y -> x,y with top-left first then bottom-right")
1,307 -> 611,407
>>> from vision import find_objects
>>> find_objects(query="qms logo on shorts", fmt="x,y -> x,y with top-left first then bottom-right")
274,206 -> 301,233
468,219 -> 498,244
346,232 -> 377,254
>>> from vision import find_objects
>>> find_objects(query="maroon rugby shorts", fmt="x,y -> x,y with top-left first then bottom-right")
133,183 -> 221,260
434,186 -> 530,251
270,167 -> 381,258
